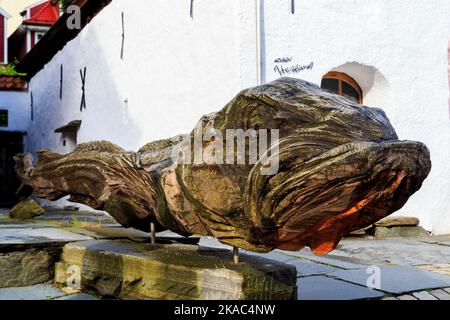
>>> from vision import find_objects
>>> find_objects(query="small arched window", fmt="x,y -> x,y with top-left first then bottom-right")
321,71 -> 363,104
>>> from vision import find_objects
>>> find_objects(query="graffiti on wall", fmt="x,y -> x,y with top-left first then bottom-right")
273,57 -> 313,77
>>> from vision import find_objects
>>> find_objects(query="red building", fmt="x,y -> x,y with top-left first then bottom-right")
8,0 -> 60,62
0,6 -> 12,65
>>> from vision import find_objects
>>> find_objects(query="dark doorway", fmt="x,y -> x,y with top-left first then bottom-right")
0,132 -> 25,207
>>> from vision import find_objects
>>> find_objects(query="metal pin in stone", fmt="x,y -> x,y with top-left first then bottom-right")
150,222 -> 156,244
233,246 -> 239,264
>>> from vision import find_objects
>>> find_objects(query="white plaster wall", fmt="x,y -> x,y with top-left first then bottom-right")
24,0 -> 450,233
0,91 -> 28,132
261,0 -> 450,234
26,0 -> 248,156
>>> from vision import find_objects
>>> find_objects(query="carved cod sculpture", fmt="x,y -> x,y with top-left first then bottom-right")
14,78 -> 431,255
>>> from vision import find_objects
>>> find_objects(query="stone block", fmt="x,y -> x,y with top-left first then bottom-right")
375,226 -> 430,239
54,240 -> 297,300
0,248 -> 60,288
375,216 -> 419,227
9,199 -> 45,220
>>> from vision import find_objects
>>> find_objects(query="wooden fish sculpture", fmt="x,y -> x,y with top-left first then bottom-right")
14,78 -> 431,255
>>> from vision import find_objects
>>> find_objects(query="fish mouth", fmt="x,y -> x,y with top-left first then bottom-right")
246,139 -> 431,255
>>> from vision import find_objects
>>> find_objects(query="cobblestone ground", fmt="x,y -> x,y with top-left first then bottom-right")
1,209 -> 450,300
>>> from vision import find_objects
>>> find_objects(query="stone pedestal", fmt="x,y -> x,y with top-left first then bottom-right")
55,240 -> 297,300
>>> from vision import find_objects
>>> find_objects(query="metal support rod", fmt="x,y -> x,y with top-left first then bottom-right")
150,222 -> 156,244
233,246 -> 240,264
121,12 -> 125,60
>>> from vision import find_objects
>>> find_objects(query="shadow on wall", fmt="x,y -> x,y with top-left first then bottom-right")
329,62 -> 392,109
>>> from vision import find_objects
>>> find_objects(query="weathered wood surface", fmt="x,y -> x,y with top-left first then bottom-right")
14,78 -> 431,255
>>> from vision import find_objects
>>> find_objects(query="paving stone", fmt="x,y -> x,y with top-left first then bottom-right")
35,210 -> 117,224
285,258 -> 340,277
415,264 -> 450,277
297,276 -> 383,300
330,265 -> 450,294
412,291 -> 438,300
397,294 -> 417,300
429,289 -> 450,300
382,296 -> 398,300
416,234 -> 450,246
54,293 -> 99,300
0,284 -> 65,300
0,223 -> 59,229
287,249 -> 368,270
0,227 -> 92,249
435,240 -> 450,247
235,248 -> 345,278
444,287 -> 450,293
68,226 -> 151,241
330,238 -> 450,266
258,250 -> 298,263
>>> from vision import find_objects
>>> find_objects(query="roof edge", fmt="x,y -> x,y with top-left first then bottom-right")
16,0 -> 112,79
0,6 -> 12,19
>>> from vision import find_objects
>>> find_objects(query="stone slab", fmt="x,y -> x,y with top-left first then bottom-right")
0,209 -> 118,227
328,238 -> 450,266
0,284 -> 65,300
330,265 -> 450,294
0,248 -> 60,288
243,250 -> 341,277
297,276 -> 383,300
429,289 -> 450,300
375,216 -> 419,227
0,227 -> 92,252
412,291 -> 438,300
255,250 -> 298,263
197,236 -> 231,249
34,210 -> 117,225
415,264 -> 450,277
397,294 -> 417,300
382,297 -> 398,300
54,293 -> 99,300
68,226 -> 200,246
0,227 -> 91,245
54,240 -> 297,300
286,258 -> 340,277
375,226 -> 430,239
0,223 -> 60,229
67,226 -> 152,241
286,248 -> 368,270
